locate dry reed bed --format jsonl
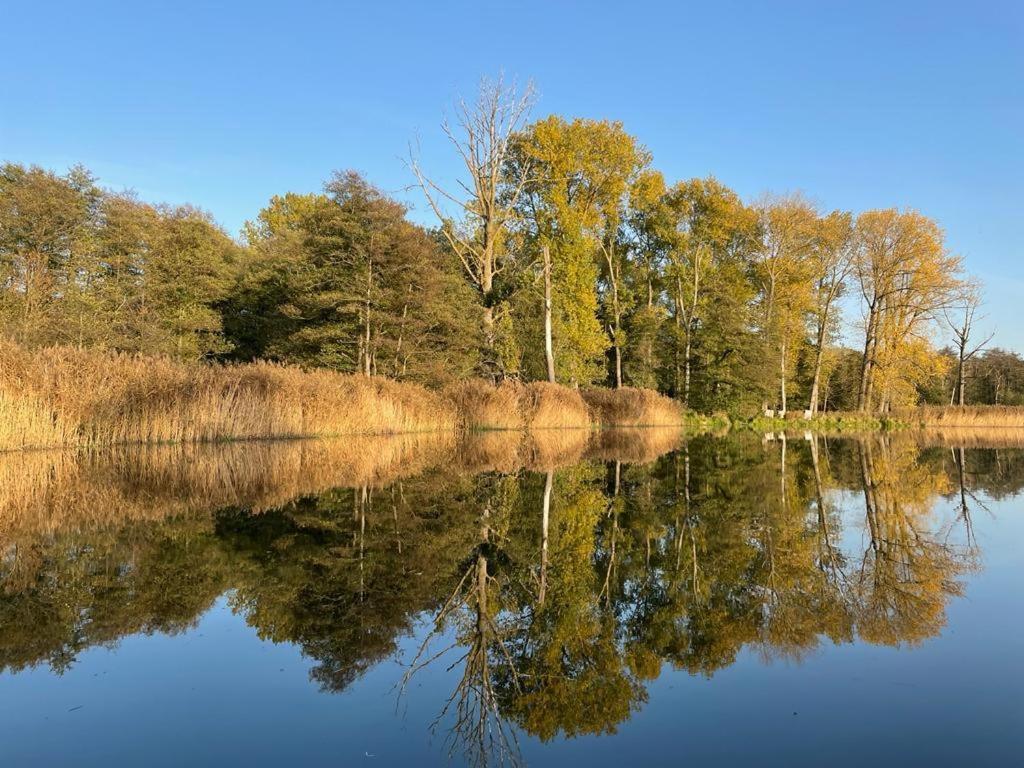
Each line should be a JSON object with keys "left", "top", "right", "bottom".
{"left": 0, "top": 343, "right": 688, "bottom": 451}
{"left": 445, "top": 380, "right": 686, "bottom": 431}
{"left": 0, "top": 342, "right": 459, "bottom": 451}
{"left": 581, "top": 386, "right": 685, "bottom": 427}
{"left": 443, "top": 379, "right": 593, "bottom": 430}
{"left": 897, "top": 405, "right": 1024, "bottom": 429}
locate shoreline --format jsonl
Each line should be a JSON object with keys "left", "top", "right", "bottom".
{"left": 4, "top": 341, "right": 1023, "bottom": 453}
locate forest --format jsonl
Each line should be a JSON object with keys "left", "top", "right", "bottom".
{"left": 2, "top": 78, "right": 1020, "bottom": 421}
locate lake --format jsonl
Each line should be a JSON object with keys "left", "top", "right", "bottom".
{"left": 1, "top": 430, "right": 1022, "bottom": 766}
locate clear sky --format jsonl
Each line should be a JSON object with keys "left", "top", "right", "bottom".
{"left": 3, "top": 0, "right": 1022, "bottom": 349}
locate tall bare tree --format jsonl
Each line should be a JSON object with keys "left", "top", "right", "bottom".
{"left": 410, "top": 76, "right": 535, "bottom": 374}
{"left": 945, "top": 282, "right": 992, "bottom": 406}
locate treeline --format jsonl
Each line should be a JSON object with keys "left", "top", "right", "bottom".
{"left": 927, "top": 347, "right": 1024, "bottom": 406}
{"left": 0, "top": 79, "right": 1005, "bottom": 414}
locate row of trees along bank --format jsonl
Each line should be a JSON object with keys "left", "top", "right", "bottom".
{"left": 1, "top": 78, "right": 1008, "bottom": 415}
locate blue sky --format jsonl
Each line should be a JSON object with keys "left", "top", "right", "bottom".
{"left": 3, "top": 0, "right": 1022, "bottom": 349}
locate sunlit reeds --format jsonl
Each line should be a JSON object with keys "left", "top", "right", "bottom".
{"left": 0, "top": 341, "right": 458, "bottom": 451}
{"left": 0, "top": 343, "right": 693, "bottom": 452}
{"left": 443, "top": 379, "right": 593, "bottom": 430}
{"left": 898, "top": 405, "right": 1024, "bottom": 429}
{"left": 581, "top": 386, "right": 685, "bottom": 427}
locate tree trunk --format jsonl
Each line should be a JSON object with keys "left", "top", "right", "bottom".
{"left": 957, "top": 348, "right": 967, "bottom": 406}
{"left": 858, "top": 304, "right": 879, "bottom": 411}
{"left": 543, "top": 246, "right": 555, "bottom": 384}
{"left": 481, "top": 242, "right": 495, "bottom": 360}
{"left": 393, "top": 299, "right": 409, "bottom": 377}
{"left": 675, "top": 274, "right": 693, "bottom": 408}
{"left": 779, "top": 337, "right": 788, "bottom": 414}
{"left": 613, "top": 328, "right": 623, "bottom": 389}
{"left": 604, "top": 246, "right": 623, "bottom": 389}
{"left": 808, "top": 319, "right": 827, "bottom": 414}
{"left": 363, "top": 260, "right": 373, "bottom": 377}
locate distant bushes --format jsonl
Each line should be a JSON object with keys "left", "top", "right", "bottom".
{"left": 736, "top": 405, "right": 1024, "bottom": 434}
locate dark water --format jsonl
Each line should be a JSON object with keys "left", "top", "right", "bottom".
{"left": 1, "top": 432, "right": 1022, "bottom": 766}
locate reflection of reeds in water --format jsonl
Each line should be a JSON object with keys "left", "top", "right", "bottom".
{"left": 908, "top": 427, "right": 1024, "bottom": 448}
{"left": 455, "top": 429, "right": 593, "bottom": 473}
{"left": 0, "top": 429, "right": 685, "bottom": 541}
{"left": 585, "top": 427, "right": 684, "bottom": 463}
{"left": 0, "top": 434, "right": 454, "bottom": 540}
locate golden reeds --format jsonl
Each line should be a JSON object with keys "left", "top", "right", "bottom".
{"left": 898, "top": 405, "right": 1024, "bottom": 429}
{"left": 581, "top": 386, "right": 685, "bottom": 427}
{"left": 0, "top": 341, "right": 458, "bottom": 451}
{"left": 445, "top": 380, "right": 687, "bottom": 431}
{"left": 443, "top": 379, "right": 593, "bottom": 430}
{"left": 0, "top": 341, "right": 689, "bottom": 452}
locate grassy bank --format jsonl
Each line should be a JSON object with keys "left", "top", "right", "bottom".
{"left": 743, "top": 411, "right": 907, "bottom": 433}
{"left": 0, "top": 342, "right": 692, "bottom": 451}
{"left": 739, "top": 405, "right": 1024, "bottom": 434}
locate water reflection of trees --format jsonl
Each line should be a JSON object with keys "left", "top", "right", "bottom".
{"left": 1, "top": 432, "right": 1018, "bottom": 763}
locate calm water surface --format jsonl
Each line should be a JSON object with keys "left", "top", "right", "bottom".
{"left": 1, "top": 431, "right": 1022, "bottom": 766}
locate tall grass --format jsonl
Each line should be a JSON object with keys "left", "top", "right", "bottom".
{"left": 444, "top": 379, "right": 593, "bottom": 430}
{"left": 899, "top": 405, "right": 1024, "bottom": 429}
{"left": 0, "top": 342, "right": 691, "bottom": 451}
{"left": 581, "top": 386, "right": 685, "bottom": 427}
{"left": 0, "top": 341, "right": 458, "bottom": 451}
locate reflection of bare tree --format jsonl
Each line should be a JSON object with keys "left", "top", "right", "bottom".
{"left": 948, "top": 445, "right": 993, "bottom": 549}
{"left": 400, "top": 506, "right": 522, "bottom": 768}
{"left": 599, "top": 461, "right": 622, "bottom": 606}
